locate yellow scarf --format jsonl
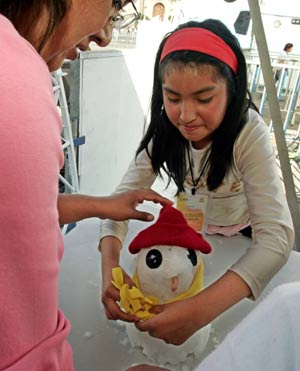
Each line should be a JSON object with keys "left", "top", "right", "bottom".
{"left": 112, "top": 259, "right": 203, "bottom": 320}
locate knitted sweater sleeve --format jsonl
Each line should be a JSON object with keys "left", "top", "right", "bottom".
{"left": 230, "top": 110, "right": 294, "bottom": 299}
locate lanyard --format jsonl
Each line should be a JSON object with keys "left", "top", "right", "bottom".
{"left": 187, "top": 145, "right": 210, "bottom": 195}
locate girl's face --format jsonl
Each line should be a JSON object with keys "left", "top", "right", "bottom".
{"left": 162, "top": 65, "right": 228, "bottom": 149}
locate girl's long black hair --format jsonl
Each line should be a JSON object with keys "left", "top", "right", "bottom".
{"left": 136, "top": 19, "right": 258, "bottom": 192}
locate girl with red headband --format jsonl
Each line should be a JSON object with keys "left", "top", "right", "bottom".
{"left": 99, "top": 19, "right": 294, "bottom": 345}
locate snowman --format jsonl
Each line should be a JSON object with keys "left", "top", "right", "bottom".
{"left": 112, "top": 205, "right": 212, "bottom": 366}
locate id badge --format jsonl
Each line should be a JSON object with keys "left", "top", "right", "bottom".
{"left": 177, "top": 192, "right": 208, "bottom": 234}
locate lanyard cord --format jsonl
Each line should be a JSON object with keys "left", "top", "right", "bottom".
{"left": 187, "top": 145, "right": 210, "bottom": 195}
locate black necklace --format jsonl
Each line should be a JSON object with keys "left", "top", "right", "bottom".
{"left": 187, "top": 147, "right": 210, "bottom": 195}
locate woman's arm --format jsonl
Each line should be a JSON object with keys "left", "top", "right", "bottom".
{"left": 99, "top": 147, "right": 159, "bottom": 244}
{"left": 58, "top": 190, "right": 171, "bottom": 225}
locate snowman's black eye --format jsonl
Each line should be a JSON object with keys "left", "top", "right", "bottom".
{"left": 187, "top": 249, "right": 197, "bottom": 266}
{"left": 146, "top": 249, "right": 162, "bottom": 269}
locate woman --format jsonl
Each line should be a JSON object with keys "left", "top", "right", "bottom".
{"left": 275, "top": 42, "right": 294, "bottom": 82}
{"left": 0, "top": 1, "right": 170, "bottom": 370}
{"left": 99, "top": 19, "right": 294, "bottom": 345}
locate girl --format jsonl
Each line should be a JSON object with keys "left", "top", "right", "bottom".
{"left": 99, "top": 19, "right": 294, "bottom": 344}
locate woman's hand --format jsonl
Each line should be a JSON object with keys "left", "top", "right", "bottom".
{"left": 101, "top": 189, "right": 172, "bottom": 221}
{"left": 58, "top": 190, "right": 172, "bottom": 225}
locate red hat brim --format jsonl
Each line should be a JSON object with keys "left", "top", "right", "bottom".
{"left": 129, "top": 205, "right": 211, "bottom": 254}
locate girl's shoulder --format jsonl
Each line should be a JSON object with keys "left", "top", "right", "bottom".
{"left": 233, "top": 108, "right": 271, "bottom": 166}
{"left": 247, "top": 107, "right": 266, "bottom": 127}
{"left": 238, "top": 108, "right": 269, "bottom": 143}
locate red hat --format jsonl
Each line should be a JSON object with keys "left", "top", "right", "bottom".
{"left": 129, "top": 205, "right": 212, "bottom": 254}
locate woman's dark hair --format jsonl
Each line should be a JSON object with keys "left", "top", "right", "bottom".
{"left": 0, "top": 0, "right": 70, "bottom": 52}
{"left": 136, "top": 19, "right": 258, "bottom": 192}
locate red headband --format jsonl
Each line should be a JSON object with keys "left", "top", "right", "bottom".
{"left": 160, "top": 28, "right": 238, "bottom": 74}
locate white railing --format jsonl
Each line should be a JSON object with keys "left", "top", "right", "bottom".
{"left": 246, "top": 58, "right": 300, "bottom": 132}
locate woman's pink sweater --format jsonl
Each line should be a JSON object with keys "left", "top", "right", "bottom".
{"left": 0, "top": 15, "right": 74, "bottom": 371}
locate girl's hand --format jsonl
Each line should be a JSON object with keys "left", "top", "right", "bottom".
{"left": 135, "top": 271, "right": 251, "bottom": 345}
{"left": 101, "top": 267, "right": 139, "bottom": 322}
{"left": 134, "top": 296, "right": 205, "bottom": 345}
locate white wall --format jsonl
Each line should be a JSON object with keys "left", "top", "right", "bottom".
{"left": 78, "top": 50, "right": 152, "bottom": 196}
{"left": 176, "top": 0, "right": 300, "bottom": 53}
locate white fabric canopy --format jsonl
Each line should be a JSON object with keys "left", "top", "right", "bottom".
{"left": 197, "top": 282, "right": 300, "bottom": 371}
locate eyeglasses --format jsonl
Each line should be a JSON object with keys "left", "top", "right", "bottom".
{"left": 112, "top": 0, "right": 122, "bottom": 11}
{"left": 110, "top": 0, "right": 141, "bottom": 30}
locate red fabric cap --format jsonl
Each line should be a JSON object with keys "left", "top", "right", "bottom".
{"left": 129, "top": 205, "right": 212, "bottom": 254}
{"left": 160, "top": 27, "right": 238, "bottom": 74}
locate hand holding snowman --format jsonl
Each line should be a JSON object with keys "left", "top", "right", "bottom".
{"left": 112, "top": 205, "right": 212, "bottom": 365}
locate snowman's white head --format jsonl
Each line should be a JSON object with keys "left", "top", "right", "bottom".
{"left": 135, "top": 244, "right": 202, "bottom": 302}
{"left": 129, "top": 205, "right": 212, "bottom": 303}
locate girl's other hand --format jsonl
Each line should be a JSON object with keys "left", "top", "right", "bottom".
{"left": 101, "top": 266, "right": 139, "bottom": 322}
{"left": 135, "top": 296, "right": 204, "bottom": 345}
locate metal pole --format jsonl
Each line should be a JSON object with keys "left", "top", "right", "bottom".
{"left": 247, "top": 0, "right": 300, "bottom": 250}
{"left": 139, "top": 0, "right": 145, "bottom": 15}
